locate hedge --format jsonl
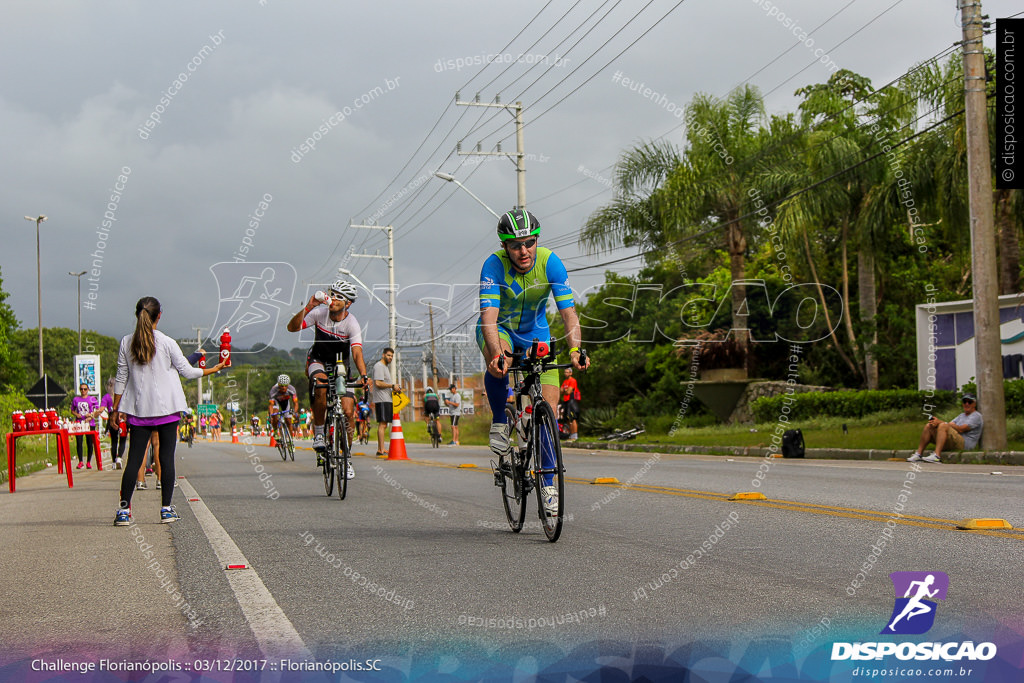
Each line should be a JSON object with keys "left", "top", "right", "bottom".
{"left": 751, "top": 380, "right": 1024, "bottom": 423}
{"left": 750, "top": 388, "right": 958, "bottom": 423}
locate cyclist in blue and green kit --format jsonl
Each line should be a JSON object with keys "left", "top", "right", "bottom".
{"left": 477, "top": 209, "right": 590, "bottom": 514}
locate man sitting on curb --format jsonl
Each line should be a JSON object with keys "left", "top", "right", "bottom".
{"left": 908, "top": 394, "right": 983, "bottom": 463}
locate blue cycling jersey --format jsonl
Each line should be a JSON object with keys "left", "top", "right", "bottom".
{"left": 478, "top": 247, "right": 574, "bottom": 348}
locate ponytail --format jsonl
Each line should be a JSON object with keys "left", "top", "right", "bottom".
{"left": 130, "top": 296, "right": 160, "bottom": 365}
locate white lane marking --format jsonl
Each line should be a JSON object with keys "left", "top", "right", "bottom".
{"left": 178, "top": 477, "right": 312, "bottom": 659}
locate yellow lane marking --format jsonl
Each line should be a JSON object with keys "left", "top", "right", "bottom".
{"left": 386, "top": 457, "right": 1024, "bottom": 541}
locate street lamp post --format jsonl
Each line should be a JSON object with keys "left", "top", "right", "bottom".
{"left": 23, "top": 215, "right": 47, "bottom": 377}
{"left": 68, "top": 270, "right": 87, "bottom": 354}
{"left": 433, "top": 172, "right": 500, "bottom": 217}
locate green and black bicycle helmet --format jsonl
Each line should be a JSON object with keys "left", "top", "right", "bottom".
{"left": 496, "top": 209, "right": 540, "bottom": 242}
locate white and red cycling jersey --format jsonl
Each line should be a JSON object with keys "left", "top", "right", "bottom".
{"left": 301, "top": 306, "right": 363, "bottom": 368}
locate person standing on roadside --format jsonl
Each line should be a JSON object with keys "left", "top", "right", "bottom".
{"left": 560, "top": 367, "right": 581, "bottom": 441}
{"left": 101, "top": 377, "right": 127, "bottom": 468}
{"left": 71, "top": 382, "right": 102, "bottom": 468}
{"left": 445, "top": 382, "right": 462, "bottom": 447}
{"left": 371, "top": 347, "right": 398, "bottom": 456}
{"left": 110, "top": 297, "right": 224, "bottom": 526}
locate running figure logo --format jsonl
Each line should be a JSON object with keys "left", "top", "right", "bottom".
{"left": 881, "top": 571, "right": 949, "bottom": 635}
{"left": 208, "top": 262, "right": 296, "bottom": 353}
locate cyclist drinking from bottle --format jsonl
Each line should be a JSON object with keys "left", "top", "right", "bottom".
{"left": 477, "top": 209, "right": 590, "bottom": 514}
{"left": 286, "top": 279, "right": 368, "bottom": 476}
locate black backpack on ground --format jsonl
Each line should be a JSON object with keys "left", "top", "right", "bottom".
{"left": 782, "top": 429, "right": 805, "bottom": 458}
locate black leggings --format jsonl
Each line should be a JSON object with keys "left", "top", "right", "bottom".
{"left": 107, "top": 425, "right": 127, "bottom": 459}
{"left": 118, "top": 421, "right": 179, "bottom": 509}
{"left": 75, "top": 434, "right": 95, "bottom": 463}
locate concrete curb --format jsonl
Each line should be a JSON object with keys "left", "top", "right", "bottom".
{"left": 565, "top": 441, "right": 1024, "bottom": 465}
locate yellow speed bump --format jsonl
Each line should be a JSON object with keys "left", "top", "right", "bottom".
{"left": 956, "top": 518, "right": 1013, "bottom": 530}
{"left": 729, "top": 492, "right": 768, "bottom": 501}
{"left": 591, "top": 477, "right": 620, "bottom": 485}
{"left": 458, "top": 463, "right": 477, "bottom": 468}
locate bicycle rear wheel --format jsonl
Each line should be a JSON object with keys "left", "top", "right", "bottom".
{"left": 336, "top": 413, "right": 350, "bottom": 500}
{"left": 499, "top": 407, "right": 527, "bottom": 532}
{"left": 323, "top": 413, "right": 335, "bottom": 496}
{"left": 532, "top": 401, "right": 565, "bottom": 542}
{"left": 430, "top": 419, "right": 441, "bottom": 448}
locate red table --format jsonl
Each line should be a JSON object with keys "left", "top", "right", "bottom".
{"left": 5, "top": 428, "right": 74, "bottom": 493}
{"left": 65, "top": 428, "right": 104, "bottom": 471}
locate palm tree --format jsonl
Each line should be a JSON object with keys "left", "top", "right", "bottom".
{"left": 583, "top": 85, "right": 776, "bottom": 370}
{"left": 902, "top": 51, "right": 1022, "bottom": 294}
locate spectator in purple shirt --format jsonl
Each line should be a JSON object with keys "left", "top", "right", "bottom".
{"left": 110, "top": 297, "right": 224, "bottom": 526}
{"left": 101, "top": 377, "right": 127, "bottom": 469}
{"left": 71, "top": 383, "right": 101, "bottom": 468}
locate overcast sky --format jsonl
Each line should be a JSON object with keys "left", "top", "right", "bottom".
{"left": 2, "top": 0, "right": 1015, "bottom": 373}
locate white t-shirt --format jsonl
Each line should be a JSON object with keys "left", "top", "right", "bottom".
{"left": 371, "top": 360, "right": 393, "bottom": 404}
{"left": 447, "top": 390, "right": 462, "bottom": 417}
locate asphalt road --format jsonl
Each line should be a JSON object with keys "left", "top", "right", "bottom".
{"left": 168, "top": 439, "right": 1023, "bottom": 660}
{"left": 3, "top": 436, "right": 1021, "bottom": 680}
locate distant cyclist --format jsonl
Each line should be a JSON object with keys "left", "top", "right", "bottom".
{"left": 477, "top": 209, "right": 590, "bottom": 514}
{"left": 423, "top": 385, "right": 441, "bottom": 440}
{"left": 268, "top": 374, "right": 299, "bottom": 437}
{"left": 355, "top": 394, "right": 371, "bottom": 443}
{"left": 286, "top": 279, "right": 368, "bottom": 478}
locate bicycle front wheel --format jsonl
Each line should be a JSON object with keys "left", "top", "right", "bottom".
{"left": 285, "top": 426, "right": 295, "bottom": 461}
{"left": 323, "top": 414, "right": 335, "bottom": 496}
{"left": 336, "top": 413, "right": 350, "bottom": 500}
{"left": 500, "top": 407, "right": 527, "bottom": 532}
{"left": 532, "top": 400, "right": 565, "bottom": 542}
{"left": 277, "top": 424, "right": 288, "bottom": 461}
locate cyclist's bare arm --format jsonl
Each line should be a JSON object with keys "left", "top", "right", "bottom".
{"left": 557, "top": 306, "right": 590, "bottom": 371}
{"left": 286, "top": 295, "right": 321, "bottom": 332}
{"left": 481, "top": 308, "right": 511, "bottom": 378}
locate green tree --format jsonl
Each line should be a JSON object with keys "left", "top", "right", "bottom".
{"left": 583, "top": 86, "right": 786, "bottom": 370}
{"left": 0, "top": 267, "right": 28, "bottom": 392}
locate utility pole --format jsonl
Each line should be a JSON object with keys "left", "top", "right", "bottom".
{"left": 348, "top": 224, "right": 399, "bottom": 381}
{"left": 960, "top": 0, "right": 1006, "bottom": 449}
{"left": 192, "top": 327, "right": 204, "bottom": 408}
{"left": 455, "top": 93, "right": 527, "bottom": 209}
{"left": 428, "top": 303, "right": 438, "bottom": 390}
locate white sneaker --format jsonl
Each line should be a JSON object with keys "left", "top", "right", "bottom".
{"left": 346, "top": 462, "right": 355, "bottom": 480}
{"left": 922, "top": 452, "right": 941, "bottom": 463}
{"left": 312, "top": 434, "right": 326, "bottom": 452}
{"left": 541, "top": 486, "right": 559, "bottom": 516}
{"left": 114, "top": 457, "right": 123, "bottom": 470}
{"left": 489, "top": 423, "right": 512, "bottom": 457}
{"left": 907, "top": 452, "right": 922, "bottom": 462}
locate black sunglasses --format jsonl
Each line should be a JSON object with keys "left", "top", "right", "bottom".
{"left": 505, "top": 238, "right": 537, "bottom": 251}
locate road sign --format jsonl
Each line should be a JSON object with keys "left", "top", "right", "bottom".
{"left": 26, "top": 375, "right": 67, "bottom": 409}
{"left": 197, "top": 403, "right": 219, "bottom": 416}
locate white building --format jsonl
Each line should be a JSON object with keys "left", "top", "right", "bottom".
{"left": 916, "top": 291, "right": 1024, "bottom": 391}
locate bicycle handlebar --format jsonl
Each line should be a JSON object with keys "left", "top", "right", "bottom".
{"left": 499, "top": 341, "right": 588, "bottom": 374}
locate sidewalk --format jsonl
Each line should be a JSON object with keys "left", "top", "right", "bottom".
{"left": 566, "top": 441, "right": 1024, "bottom": 465}
{"left": 0, "top": 463, "right": 192, "bottom": 664}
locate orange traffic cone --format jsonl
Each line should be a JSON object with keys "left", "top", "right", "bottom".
{"left": 231, "top": 430, "right": 239, "bottom": 444}
{"left": 269, "top": 432, "right": 276, "bottom": 448}
{"left": 387, "top": 411, "right": 409, "bottom": 460}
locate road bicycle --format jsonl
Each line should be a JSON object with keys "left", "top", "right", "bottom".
{"left": 492, "top": 341, "right": 586, "bottom": 543}
{"left": 314, "top": 358, "right": 354, "bottom": 500}
{"left": 426, "top": 413, "right": 442, "bottom": 448}
{"left": 271, "top": 409, "right": 296, "bottom": 461}
{"left": 602, "top": 424, "right": 645, "bottom": 441}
